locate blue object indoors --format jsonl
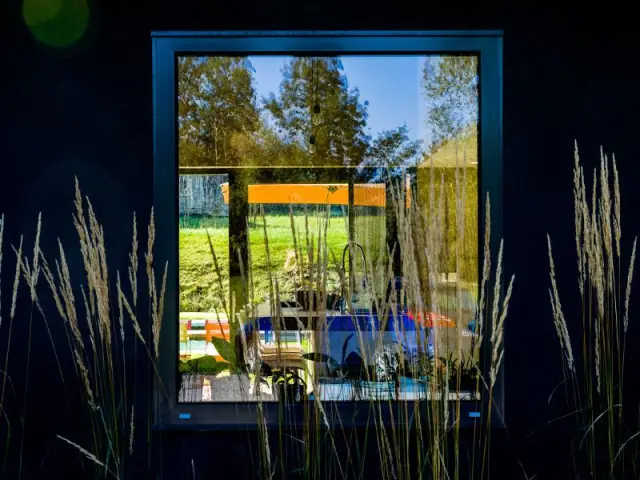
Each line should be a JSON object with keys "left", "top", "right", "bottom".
{"left": 252, "top": 310, "right": 434, "bottom": 368}
{"left": 255, "top": 311, "right": 421, "bottom": 332}
{"left": 467, "top": 319, "right": 477, "bottom": 333}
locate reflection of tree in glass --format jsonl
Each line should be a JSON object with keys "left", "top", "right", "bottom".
{"left": 422, "top": 56, "right": 478, "bottom": 147}
{"left": 263, "top": 57, "right": 370, "bottom": 167}
{"left": 178, "top": 57, "right": 260, "bottom": 166}
{"left": 359, "top": 124, "right": 422, "bottom": 182}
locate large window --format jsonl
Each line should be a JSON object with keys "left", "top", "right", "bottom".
{"left": 154, "top": 32, "right": 502, "bottom": 427}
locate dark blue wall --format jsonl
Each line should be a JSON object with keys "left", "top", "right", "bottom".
{"left": 3, "top": 1, "right": 640, "bottom": 478}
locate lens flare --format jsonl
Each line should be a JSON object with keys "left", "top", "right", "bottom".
{"left": 23, "top": 0, "right": 90, "bottom": 48}
{"left": 22, "top": 0, "right": 62, "bottom": 25}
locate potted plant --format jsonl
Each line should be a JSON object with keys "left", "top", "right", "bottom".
{"left": 437, "top": 352, "right": 478, "bottom": 392}
{"left": 272, "top": 368, "right": 308, "bottom": 402}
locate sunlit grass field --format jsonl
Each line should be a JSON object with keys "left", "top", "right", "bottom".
{"left": 179, "top": 214, "right": 386, "bottom": 312}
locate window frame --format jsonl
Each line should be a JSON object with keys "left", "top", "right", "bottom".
{"left": 153, "top": 30, "right": 503, "bottom": 430}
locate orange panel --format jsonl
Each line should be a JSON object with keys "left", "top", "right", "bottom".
{"left": 205, "top": 322, "right": 231, "bottom": 344}
{"left": 353, "top": 184, "right": 386, "bottom": 208}
{"left": 219, "top": 182, "right": 387, "bottom": 207}
{"left": 221, "top": 182, "right": 229, "bottom": 204}
{"left": 249, "top": 184, "right": 349, "bottom": 205}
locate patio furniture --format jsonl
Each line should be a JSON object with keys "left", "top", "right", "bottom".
{"left": 238, "top": 303, "right": 433, "bottom": 400}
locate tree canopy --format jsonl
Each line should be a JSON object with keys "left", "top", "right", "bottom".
{"left": 422, "top": 56, "right": 478, "bottom": 148}
{"left": 359, "top": 124, "right": 422, "bottom": 181}
{"left": 177, "top": 55, "right": 480, "bottom": 172}
{"left": 178, "top": 57, "right": 260, "bottom": 166}
{"left": 263, "top": 57, "right": 370, "bottom": 167}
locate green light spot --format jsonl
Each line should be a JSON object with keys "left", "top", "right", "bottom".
{"left": 23, "top": 0, "right": 62, "bottom": 26}
{"left": 23, "top": 0, "right": 90, "bottom": 48}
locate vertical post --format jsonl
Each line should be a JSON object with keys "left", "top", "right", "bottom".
{"left": 228, "top": 170, "right": 249, "bottom": 312}
{"left": 386, "top": 171, "right": 402, "bottom": 304}
{"left": 348, "top": 169, "right": 356, "bottom": 303}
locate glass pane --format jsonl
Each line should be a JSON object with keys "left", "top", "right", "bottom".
{"left": 178, "top": 173, "right": 231, "bottom": 402}
{"left": 248, "top": 185, "right": 349, "bottom": 306}
{"left": 352, "top": 171, "right": 388, "bottom": 308}
{"left": 247, "top": 189, "right": 349, "bottom": 401}
{"left": 177, "top": 54, "right": 479, "bottom": 403}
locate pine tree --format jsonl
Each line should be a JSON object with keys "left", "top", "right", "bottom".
{"left": 263, "top": 57, "right": 370, "bottom": 167}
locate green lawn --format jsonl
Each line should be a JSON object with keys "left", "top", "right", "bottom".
{"left": 180, "top": 214, "right": 388, "bottom": 312}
